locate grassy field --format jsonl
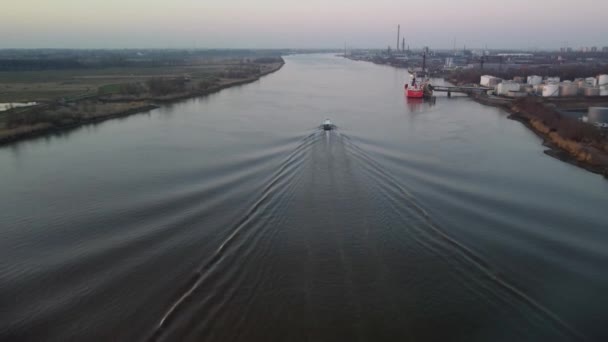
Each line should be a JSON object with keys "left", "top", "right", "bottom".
{"left": 0, "top": 61, "right": 253, "bottom": 102}
{"left": 0, "top": 57, "right": 284, "bottom": 145}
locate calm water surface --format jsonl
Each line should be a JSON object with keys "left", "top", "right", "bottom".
{"left": 1, "top": 54, "right": 607, "bottom": 341}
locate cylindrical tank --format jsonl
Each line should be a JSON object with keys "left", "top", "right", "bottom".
{"left": 560, "top": 83, "right": 579, "bottom": 97}
{"left": 480, "top": 75, "right": 490, "bottom": 86}
{"left": 546, "top": 77, "right": 560, "bottom": 83}
{"left": 586, "top": 77, "right": 598, "bottom": 87}
{"left": 497, "top": 82, "right": 521, "bottom": 96}
{"left": 588, "top": 107, "right": 608, "bottom": 123}
{"left": 576, "top": 79, "right": 586, "bottom": 88}
{"left": 527, "top": 75, "right": 543, "bottom": 85}
{"left": 601, "top": 86, "right": 608, "bottom": 96}
{"left": 481, "top": 75, "right": 501, "bottom": 87}
{"left": 577, "top": 82, "right": 586, "bottom": 95}
{"left": 584, "top": 87, "right": 600, "bottom": 97}
{"left": 599, "top": 75, "right": 608, "bottom": 87}
{"left": 543, "top": 83, "right": 560, "bottom": 97}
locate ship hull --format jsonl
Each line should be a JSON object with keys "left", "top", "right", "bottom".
{"left": 406, "top": 89, "right": 424, "bottom": 98}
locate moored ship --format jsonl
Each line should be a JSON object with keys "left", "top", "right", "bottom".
{"left": 405, "top": 74, "right": 424, "bottom": 98}
{"left": 405, "top": 72, "right": 433, "bottom": 99}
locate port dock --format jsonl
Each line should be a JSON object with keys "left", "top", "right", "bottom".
{"left": 431, "top": 85, "right": 493, "bottom": 97}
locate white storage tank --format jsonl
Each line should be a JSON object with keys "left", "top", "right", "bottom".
{"left": 543, "top": 83, "right": 560, "bottom": 97}
{"left": 527, "top": 75, "right": 543, "bottom": 85}
{"left": 599, "top": 75, "right": 608, "bottom": 87}
{"left": 546, "top": 77, "right": 560, "bottom": 83}
{"left": 560, "top": 83, "right": 579, "bottom": 97}
{"left": 480, "top": 75, "right": 491, "bottom": 87}
{"left": 481, "top": 75, "right": 501, "bottom": 87}
{"left": 583, "top": 87, "right": 600, "bottom": 97}
{"left": 601, "top": 86, "right": 608, "bottom": 96}
{"left": 497, "top": 82, "right": 521, "bottom": 96}
{"left": 586, "top": 78, "right": 597, "bottom": 87}
{"left": 588, "top": 107, "right": 608, "bottom": 123}
{"left": 586, "top": 77, "right": 598, "bottom": 87}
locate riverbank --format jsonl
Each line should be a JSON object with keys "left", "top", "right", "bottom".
{"left": 506, "top": 98, "right": 608, "bottom": 178}
{"left": 96, "top": 62, "right": 283, "bottom": 103}
{"left": 0, "top": 103, "right": 159, "bottom": 145}
{"left": 445, "top": 68, "right": 608, "bottom": 178}
{"left": 0, "top": 60, "right": 284, "bottom": 146}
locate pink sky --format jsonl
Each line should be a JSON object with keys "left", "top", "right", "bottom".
{"left": 2, "top": 0, "right": 607, "bottom": 49}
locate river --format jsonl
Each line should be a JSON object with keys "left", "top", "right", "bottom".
{"left": 1, "top": 54, "right": 607, "bottom": 342}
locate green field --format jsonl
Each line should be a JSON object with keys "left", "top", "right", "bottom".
{"left": 0, "top": 62, "right": 243, "bottom": 102}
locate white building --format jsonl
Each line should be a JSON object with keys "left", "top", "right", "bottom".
{"left": 480, "top": 75, "right": 502, "bottom": 87}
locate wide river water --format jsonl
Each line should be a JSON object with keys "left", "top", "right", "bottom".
{"left": 1, "top": 54, "right": 607, "bottom": 341}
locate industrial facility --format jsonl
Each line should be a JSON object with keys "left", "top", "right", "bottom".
{"left": 587, "top": 107, "right": 608, "bottom": 128}
{"left": 480, "top": 74, "right": 608, "bottom": 99}
{"left": 343, "top": 26, "right": 608, "bottom": 79}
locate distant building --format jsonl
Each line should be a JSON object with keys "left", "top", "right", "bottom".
{"left": 496, "top": 53, "right": 533, "bottom": 57}
{"left": 479, "top": 63, "right": 504, "bottom": 70}
{"left": 480, "top": 75, "right": 502, "bottom": 87}
{"left": 445, "top": 57, "right": 454, "bottom": 68}
{"left": 603, "top": 47, "right": 608, "bottom": 53}
{"left": 591, "top": 46, "right": 598, "bottom": 52}
{"left": 444, "top": 57, "right": 468, "bottom": 69}
{"left": 394, "top": 55, "right": 408, "bottom": 62}
{"left": 588, "top": 108, "right": 608, "bottom": 125}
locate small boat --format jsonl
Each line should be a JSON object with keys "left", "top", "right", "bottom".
{"left": 322, "top": 119, "right": 334, "bottom": 131}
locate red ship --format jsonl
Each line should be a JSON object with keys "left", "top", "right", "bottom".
{"left": 405, "top": 75, "right": 424, "bottom": 98}
{"left": 405, "top": 50, "right": 433, "bottom": 99}
{"left": 404, "top": 72, "right": 433, "bottom": 99}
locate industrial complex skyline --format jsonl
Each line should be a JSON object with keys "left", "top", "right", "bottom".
{"left": 2, "top": 0, "right": 607, "bottom": 49}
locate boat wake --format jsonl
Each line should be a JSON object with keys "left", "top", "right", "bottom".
{"left": 150, "top": 131, "right": 320, "bottom": 341}
{"left": 340, "top": 134, "right": 586, "bottom": 342}
{"left": 150, "top": 130, "right": 585, "bottom": 342}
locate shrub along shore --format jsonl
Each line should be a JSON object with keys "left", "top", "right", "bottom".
{"left": 506, "top": 97, "right": 608, "bottom": 178}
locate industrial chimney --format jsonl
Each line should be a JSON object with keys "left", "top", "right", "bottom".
{"left": 397, "top": 25, "right": 400, "bottom": 53}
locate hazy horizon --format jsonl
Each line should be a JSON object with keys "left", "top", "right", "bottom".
{"left": 3, "top": 0, "right": 607, "bottom": 50}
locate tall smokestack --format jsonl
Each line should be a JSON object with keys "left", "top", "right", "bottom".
{"left": 397, "top": 25, "right": 400, "bottom": 52}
